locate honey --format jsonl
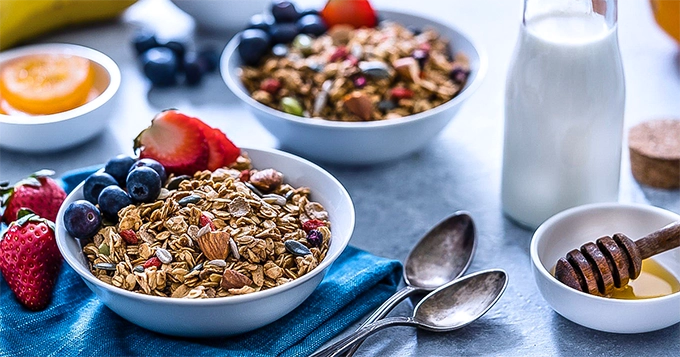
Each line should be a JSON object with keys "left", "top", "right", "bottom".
{"left": 608, "top": 259, "right": 680, "bottom": 300}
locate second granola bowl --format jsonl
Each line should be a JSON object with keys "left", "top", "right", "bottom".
{"left": 221, "top": 10, "right": 485, "bottom": 165}
{"left": 55, "top": 147, "right": 355, "bottom": 337}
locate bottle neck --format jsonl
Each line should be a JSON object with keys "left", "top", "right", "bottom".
{"left": 523, "top": 0, "right": 617, "bottom": 28}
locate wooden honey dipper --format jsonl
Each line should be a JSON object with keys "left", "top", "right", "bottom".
{"left": 555, "top": 221, "right": 680, "bottom": 296}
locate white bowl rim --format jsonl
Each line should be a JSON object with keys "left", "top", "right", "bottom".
{"left": 530, "top": 202, "right": 680, "bottom": 303}
{"left": 0, "top": 43, "right": 121, "bottom": 125}
{"left": 56, "top": 146, "right": 355, "bottom": 306}
{"left": 221, "top": 9, "right": 487, "bottom": 130}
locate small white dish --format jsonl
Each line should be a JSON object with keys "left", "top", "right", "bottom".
{"left": 56, "top": 147, "right": 355, "bottom": 337}
{"left": 531, "top": 202, "right": 680, "bottom": 333}
{"left": 170, "top": 0, "right": 268, "bottom": 32}
{"left": 0, "top": 43, "right": 120, "bottom": 153}
{"left": 221, "top": 10, "right": 486, "bottom": 165}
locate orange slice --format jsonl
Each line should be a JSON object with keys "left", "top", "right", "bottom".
{"left": 0, "top": 54, "right": 94, "bottom": 115}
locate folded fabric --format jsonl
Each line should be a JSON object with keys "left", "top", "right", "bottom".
{"left": 0, "top": 167, "right": 403, "bottom": 357}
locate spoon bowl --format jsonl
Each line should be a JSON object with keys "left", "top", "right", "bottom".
{"left": 311, "top": 269, "right": 508, "bottom": 357}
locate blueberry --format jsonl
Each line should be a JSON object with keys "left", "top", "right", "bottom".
{"left": 104, "top": 155, "right": 136, "bottom": 186}
{"left": 296, "top": 14, "right": 327, "bottom": 37}
{"left": 83, "top": 172, "right": 118, "bottom": 204}
{"left": 306, "top": 229, "right": 323, "bottom": 247}
{"left": 247, "top": 13, "right": 275, "bottom": 32}
{"left": 299, "top": 9, "right": 320, "bottom": 17}
{"left": 126, "top": 167, "right": 162, "bottom": 203}
{"left": 132, "top": 29, "right": 158, "bottom": 55}
{"left": 141, "top": 47, "right": 178, "bottom": 86}
{"left": 63, "top": 200, "right": 101, "bottom": 239}
{"left": 98, "top": 186, "right": 132, "bottom": 221}
{"left": 197, "top": 47, "right": 220, "bottom": 73}
{"left": 161, "top": 41, "right": 186, "bottom": 71}
{"left": 238, "top": 29, "right": 270, "bottom": 66}
{"left": 271, "top": 0, "right": 299, "bottom": 23}
{"left": 183, "top": 52, "right": 204, "bottom": 86}
{"left": 270, "top": 23, "right": 299, "bottom": 44}
{"left": 129, "top": 158, "right": 167, "bottom": 184}
{"left": 272, "top": 44, "right": 288, "bottom": 57}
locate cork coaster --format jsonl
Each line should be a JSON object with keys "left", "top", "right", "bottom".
{"left": 628, "top": 119, "right": 680, "bottom": 189}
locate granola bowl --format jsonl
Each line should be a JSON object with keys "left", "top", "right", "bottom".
{"left": 221, "top": 10, "right": 485, "bottom": 165}
{"left": 55, "top": 147, "right": 355, "bottom": 337}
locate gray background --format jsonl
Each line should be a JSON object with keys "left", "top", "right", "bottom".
{"left": 1, "top": 0, "right": 678, "bottom": 355}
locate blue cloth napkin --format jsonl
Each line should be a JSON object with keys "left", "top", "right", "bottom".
{"left": 0, "top": 167, "right": 402, "bottom": 357}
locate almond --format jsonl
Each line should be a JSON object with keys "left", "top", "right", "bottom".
{"left": 343, "top": 91, "right": 373, "bottom": 121}
{"left": 221, "top": 269, "right": 253, "bottom": 289}
{"left": 196, "top": 231, "right": 230, "bottom": 261}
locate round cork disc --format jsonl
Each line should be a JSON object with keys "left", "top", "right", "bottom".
{"left": 628, "top": 119, "right": 680, "bottom": 189}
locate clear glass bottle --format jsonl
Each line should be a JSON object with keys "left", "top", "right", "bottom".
{"left": 501, "top": 0, "right": 625, "bottom": 229}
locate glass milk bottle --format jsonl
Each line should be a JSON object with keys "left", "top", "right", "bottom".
{"left": 501, "top": 0, "right": 625, "bottom": 228}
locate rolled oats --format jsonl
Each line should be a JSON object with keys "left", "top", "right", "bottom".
{"left": 82, "top": 153, "right": 332, "bottom": 299}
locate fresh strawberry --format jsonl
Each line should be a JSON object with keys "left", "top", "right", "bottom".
{"left": 321, "top": 0, "right": 377, "bottom": 28}
{"left": 192, "top": 119, "right": 241, "bottom": 171}
{"left": 1, "top": 170, "right": 66, "bottom": 225}
{"left": 0, "top": 209, "right": 62, "bottom": 311}
{"left": 134, "top": 110, "right": 210, "bottom": 176}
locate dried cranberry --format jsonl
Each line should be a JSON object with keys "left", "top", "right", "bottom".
{"left": 260, "top": 78, "right": 282, "bottom": 94}
{"left": 302, "top": 219, "right": 326, "bottom": 232}
{"left": 390, "top": 87, "right": 414, "bottom": 100}
{"left": 239, "top": 169, "right": 251, "bottom": 182}
{"left": 144, "top": 257, "right": 162, "bottom": 269}
{"left": 329, "top": 46, "right": 348, "bottom": 62}
{"left": 120, "top": 229, "right": 138, "bottom": 244}
{"left": 306, "top": 229, "right": 323, "bottom": 247}
{"left": 199, "top": 214, "right": 215, "bottom": 230}
{"left": 450, "top": 66, "right": 470, "bottom": 84}
{"left": 353, "top": 76, "right": 367, "bottom": 88}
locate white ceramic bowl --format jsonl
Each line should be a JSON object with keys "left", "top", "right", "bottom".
{"left": 531, "top": 203, "right": 680, "bottom": 333}
{"left": 0, "top": 43, "right": 120, "bottom": 153}
{"left": 221, "top": 10, "right": 486, "bottom": 165}
{"left": 170, "top": 0, "right": 268, "bottom": 32}
{"left": 55, "top": 147, "right": 355, "bottom": 337}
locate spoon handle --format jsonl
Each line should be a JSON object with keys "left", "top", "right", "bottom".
{"left": 309, "top": 317, "right": 417, "bottom": 357}
{"left": 342, "top": 285, "right": 423, "bottom": 357}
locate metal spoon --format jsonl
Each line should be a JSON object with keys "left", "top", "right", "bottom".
{"left": 310, "top": 269, "right": 508, "bottom": 357}
{"left": 344, "top": 212, "right": 476, "bottom": 356}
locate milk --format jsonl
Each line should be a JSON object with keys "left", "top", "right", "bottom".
{"left": 502, "top": 11, "right": 625, "bottom": 228}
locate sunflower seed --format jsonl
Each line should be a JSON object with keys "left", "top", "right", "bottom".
{"left": 359, "top": 61, "right": 392, "bottom": 79}
{"left": 133, "top": 265, "right": 144, "bottom": 273}
{"left": 155, "top": 247, "right": 173, "bottom": 264}
{"left": 262, "top": 194, "right": 287, "bottom": 206}
{"left": 229, "top": 237, "right": 240, "bottom": 260}
{"left": 94, "top": 263, "right": 116, "bottom": 271}
{"left": 207, "top": 259, "right": 226, "bottom": 267}
{"left": 178, "top": 195, "right": 201, "bottom": 207}
{"left": 197, "top": 224, "right": 212, "bottom": 239}
{"left": 167, "top": 175, "right": 192, "bottom": 190}
{"left": 284, "top": 190, "right": 295, "bottom": 201}
{"left": 157, "top": 188, "right": 171, "bottom": 200}
{"left": 284, "top": 240, "right": 311, "bottom": 256}
{"left": 191, "top": 263, "right": 204, "bottom": 272}
{"left": 245, "top": 182, "right": 264, "bottom": 197}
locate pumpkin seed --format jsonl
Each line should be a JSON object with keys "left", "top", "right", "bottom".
{"left": 155, "top": 247, "right": 173, "bottom": 264}
{"left": 284, "top": 240, "right": 311, "bottom": 256}
{"left": 98, "top": 243, "right": 110, "bottom": 256}
{"left": 292, "top": 34, "right": 313, "bottom": 56}
{"left": 167, "top": 175, "right": 192, "bottom": 190}
{"left": 94, "top": 262, "right": 116, "bottom": 271}
{"left": 281, "top": 97, "right": 304, "bottom": 116}
{"left": 178, "top": 195, "right": 201, "bottom": 207}
{"left": 207, "top": 259, "right": 226, "bottom": 267}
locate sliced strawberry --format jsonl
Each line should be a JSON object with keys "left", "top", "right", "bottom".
{"left": 134, "top": 110, "right": 209, "bottom": 176}
{"left": 192, "top": 120, "right": 241, "bottom": 171}
{"left": 321, "top": 0, "right": 377, "bottom": 29}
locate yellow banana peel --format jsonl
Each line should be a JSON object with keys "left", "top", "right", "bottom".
{"left": 0, "top": 0, "right": 137, "bottom": 50}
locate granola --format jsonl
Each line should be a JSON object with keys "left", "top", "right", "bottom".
{"left": 82, "top": 153, "right": 332, "bottom": 299}
{"left": 239, "top": 21, "right": 471, "bottom": 122}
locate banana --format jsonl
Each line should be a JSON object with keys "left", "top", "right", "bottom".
{"left": 0, "top": 0, "right": 137, "bottom": 50}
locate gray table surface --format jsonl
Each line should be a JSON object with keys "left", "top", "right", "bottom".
{"left": 1, "top": 0, "right": 679, "bottom": 355}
